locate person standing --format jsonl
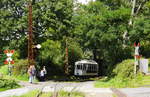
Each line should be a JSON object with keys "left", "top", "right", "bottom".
{"left": 40, "top": 69, "right": 45, "bottom": 81}
{"left": 32, "top": 65, "right": 36, "bottom": 81}
{"left": 28, "top": 65, "right": 33, "bottom": 83}
{"left": 43, "top": 66, "right": 47, "bottom": 75}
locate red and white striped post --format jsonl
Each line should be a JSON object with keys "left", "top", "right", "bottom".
{"left": 4, "top": 50, "right": 15, "bottom": 76}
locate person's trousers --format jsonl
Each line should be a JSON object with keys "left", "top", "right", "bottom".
{"left": 29, "top": 76, "right": 33, "bottom": 83}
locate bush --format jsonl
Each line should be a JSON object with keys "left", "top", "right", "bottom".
{"left": 13, "top": 59, "right": 28, "bottom": 75}
{"left": 0, "top": 79, "right": 20, "bottom": 89}
{"left": 95, "top": 59, "right": 145, "bottom": 88}
{"left": 112, "top": 59, "right": 135, "bottom": 79}
{"left": 0, "top": 65, "right": 8, "bottom": 75}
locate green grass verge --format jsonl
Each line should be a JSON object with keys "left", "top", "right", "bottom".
{"left": 95, "top": 59, "right": 150, "bottom": 88}
{"left": 0, "top": 78, "right": 21, "bottom": 92}
{"left": 95, "top": 75, "right": 150, "bottom": 88}
{"left": 0, "top": 87, "right": 20, "bottom": 92}
{"left": 12, "top": 90, "right": 84, "bottom": 97}
{"left": 112, "top": 94, "right": 117, "bottom": 97}
{"left": 0, "top": 65, "right": 39, "bottom": 82}
{"left": 0, "top": 88, "right": 10, "bottom": 92}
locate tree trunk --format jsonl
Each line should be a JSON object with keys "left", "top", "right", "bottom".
{"left": 129, "top": 0, "right": 136, "bottom": 25}
{"left": 123, "top": 0, "right": 136, "bottom": 46}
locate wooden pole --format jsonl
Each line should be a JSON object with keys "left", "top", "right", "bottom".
{"left": 28, "top": 0, "right": 34, "bottom": 66}
{"left": 65, "top": 39, "right": 69, "bottom": 75}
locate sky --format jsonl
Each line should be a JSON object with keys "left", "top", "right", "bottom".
{"left": 77, "top": 0, "right": 96, "bottom": 4}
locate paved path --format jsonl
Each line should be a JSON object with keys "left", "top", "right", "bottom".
{"left": 0, "top": 81, "right": 150, "bottom": 97}
{"left": 119, "top": 87, "right": 150, "bottom": 97}
{"left": 0, "top": 81, "right": 113, "bottom": 97}
{"left": 42, "top": 81, "right": 113, "bottom": 97}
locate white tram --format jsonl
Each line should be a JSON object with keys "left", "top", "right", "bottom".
{"left": 74, "top": 60, "right": 99, "bottom": 76}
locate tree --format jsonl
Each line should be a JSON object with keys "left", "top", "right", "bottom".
{"left": 72, "top": 1, "right": 131, "bottom": 75}
{"left": 0, "top": 0, "right": 74, "bottom": 57}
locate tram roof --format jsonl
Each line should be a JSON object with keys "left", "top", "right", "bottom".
{"left": 75, "top": 60, "right": 98, "bottom": 65}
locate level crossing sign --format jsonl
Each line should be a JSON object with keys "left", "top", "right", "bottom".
{"left": 4, "top": 50, "right": 15, "bottom": 76}
{"left": 4, "top": 50, "right": 15, "bottom": 64}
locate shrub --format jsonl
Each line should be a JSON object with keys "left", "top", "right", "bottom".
{"left": 13, "top": 59, "right": 28, "bottom": 75}
{"left": 0, "top": 79, "right": 20, "bottom": 89}
{"left": 0, "top": 65, "right": 8, "bottom": 75}
{"left": 112, "top": 59, "right": 135, "bottom": 79}
{"left": 95, "top": 59, "right": 145, "bottom": 88}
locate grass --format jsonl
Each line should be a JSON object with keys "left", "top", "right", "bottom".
{"left": 95, "top": 59, "right": 150, "bottom": 88}
{"left": 0, "top": 88, "right": 10, "bottom": 92}
{"left": 0, "top": 78, "right": 21, "bottom": 92}
{"left": 12, "top": 90, "right": 84, "bottom": 97}
{"left": 140, "top": 76, "right": 150, "bottom": 86}
{"left": 0, "top": 65, "right": 27, "bottom": 80}
{"left": 0, "top": 65, "right": 39, "bottom": 82}
{"left": 0, "top": 65, "right": 29, "bottom": 92}
{"left": 0, "top": 86, "right": 20, "bottom": 92}
{"left": 112, "top": 94, "right": 117, "bottom": 97}
{"left": 95, "top": 75, "right": 150, "bottom": 88}
{"left": 3, "top": 74, "right": 29, "bottom": 81}
{"left": 0, "top": 65, "right": 8, "bottom": 75}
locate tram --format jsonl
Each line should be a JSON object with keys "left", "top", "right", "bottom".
{"left": 74, "top": 60, "right": 99, "bottom": 76}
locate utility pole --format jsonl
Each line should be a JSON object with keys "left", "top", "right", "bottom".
{"left": 28, "top": 0, "right": 34, "bottom": 66}
{"left": 65, "top": 39, "right": 69, "bottom": 75}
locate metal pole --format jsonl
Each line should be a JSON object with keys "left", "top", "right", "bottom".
{"left": 134, "top": 56, "right": 137, "bottom": 76}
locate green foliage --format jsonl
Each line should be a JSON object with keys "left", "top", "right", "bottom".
{"left": 0, "top": 79, "right": 20, "bottom": 91}
{"left": 73, "top": 1, "right": 131, "bottom": 75}
{"left": 0, "top": 64, "right": 29, "bottom": 81}
{"left": 95, "top": 72, "right": 149, "bottom": 88}
{"left": 0, "top": 0, "right": 74, "bottom": 61}
{"left": 0, "top": 53, "right": 7, "bottom": 66}
{"left": 38, "top": 38, "right": 83, "bottom": 75}
{"left": 13, "top": 59, "right": 28, "bottom": 75}
{"left": 112, "top": 59, "right": 135, "bottom": 79}
{"left": 67, "top": 38, "right": 83, "bottom": 74}
{"left": 1, "top": 0, "right": 150, "bottom": 76}
{"left": 129, "top": 18, "right": 150, "bottom": 42}
{"left": 95, "top": 59, "right": 150, "bottom": 88}
{"left": 38, "top": 39, "right": 64, "bottom": 75}
{"left": 40, "top": 39, "right": 63, "bottom": 65}
{"left": 0, "top": 65, "right": 8, "bottom": 75}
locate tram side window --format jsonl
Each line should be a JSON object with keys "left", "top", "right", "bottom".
{"left": 87, "top": 64, "right": 97, "bottom": 73}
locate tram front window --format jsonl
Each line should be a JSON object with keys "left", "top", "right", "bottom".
{"left": 77, "top": 64, "right": 82, "bottom": 70}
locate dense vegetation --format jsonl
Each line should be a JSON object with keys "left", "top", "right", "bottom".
{"left": 95, "top": 59, "right": 150, "bottom": 88}
{"left": 0, "top": 0, "right": 150, "bottom": 76}
{"left": 0, "top": 79, "right": 20, "bottom": 91}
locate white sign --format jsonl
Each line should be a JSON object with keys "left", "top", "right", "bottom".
{"left": 139, "top": 59, "right": 148, "bottom": 73}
